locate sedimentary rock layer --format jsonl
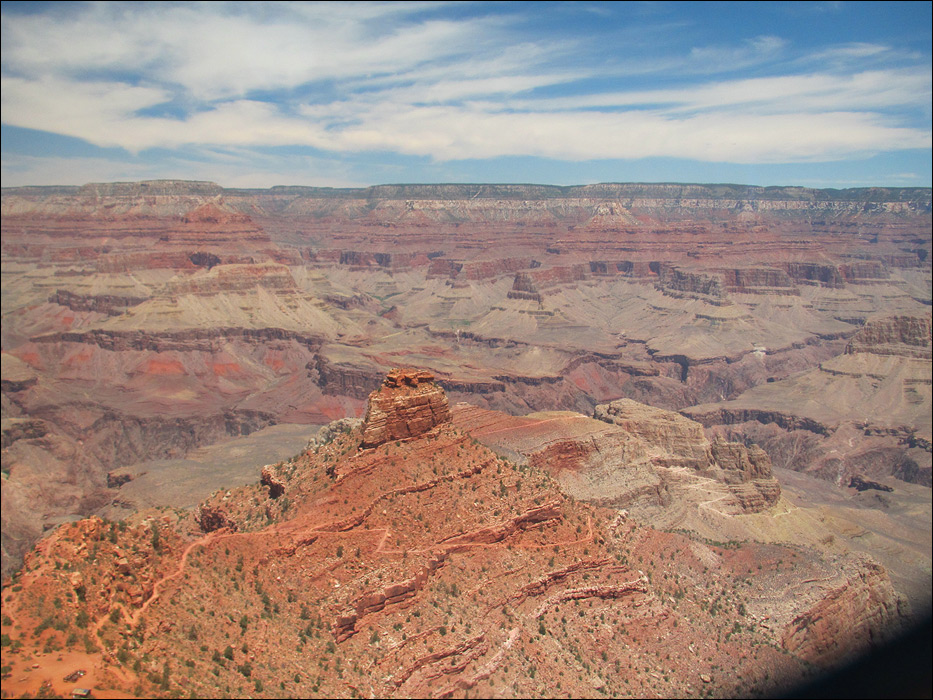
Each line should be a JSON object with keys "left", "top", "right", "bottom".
{"left": 360, "top": 369, "right": 452, "bottom": 448}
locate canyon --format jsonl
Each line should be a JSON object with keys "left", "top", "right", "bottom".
{"left": 0, "top": 370, "right": 920, "bottom": 698}
{"left": 1, "top": 180, "right": 930, "bottom": 696}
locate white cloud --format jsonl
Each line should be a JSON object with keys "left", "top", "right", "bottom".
{"left": 1, "top": 1, "right": 930, "bottom": 178}
{"left": 687, "top": 35, "right": 788, "bottom": 73}
{"left": 2, "top": 2, "right": 496, "bottom": 100}
{"left": 309, "top": 104, "right": 929, "bottom": 163}
{"left": 506, "top": 69, "right": 932, "bottom": 114}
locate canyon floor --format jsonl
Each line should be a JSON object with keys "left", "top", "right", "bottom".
{"left": 1, "top": 181, "right": 930, "bottom": 697}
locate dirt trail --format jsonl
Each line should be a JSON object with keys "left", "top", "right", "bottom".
{"left": 127, "top": 529, "right": 222, "bottom": 626}
{"left": 468, "top": 413, "right": 589, "bottom": 438}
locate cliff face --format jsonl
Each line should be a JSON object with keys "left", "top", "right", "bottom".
{"left": 781, "top": 560, "right": 907, "bottom": 666}
{"left": 656, "top": 266, "right": 728, "bottom": 304}
{"left": 594, "top": 399, "right": 781, "bottom": 512}
{"left": 594, "top": 399, "right": 710, "bottom": 467}
{"left": 845, "top": 314, "right": 932, "bottom": 359}
{"left": 359, "top": 369, "right": 452, "bottom": 448}
{"left": 454, "top": 397, "right": 780, "bottom": 515}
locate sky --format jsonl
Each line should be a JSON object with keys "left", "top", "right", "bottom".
{"left": 1, "top": 1, "right": 931, "bottom": 189}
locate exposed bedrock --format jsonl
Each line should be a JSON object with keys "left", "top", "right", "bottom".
{"left": 684, "top": 316, "right": 931, "bottom": 487}
{"left": 32, "top": 326, "right": 325, "bottom": 354}
{"left": 194, "top": 504, "right": 239, "bottom": 533}
{"left": 528, "top": 264, "right": 588, "bottom": 288}
{"left": 48, "top": 290, "right": 148, "bottom": 316}
{"left": 166, "top": 263, "right": 299, "bottom": 294}
{"left": 334, "top": 250, "right": 432, "bottom": 270}
{"left": 781, "top": 560, "right": 908, "bottom": 667}
{"left": 456, "top": 397, "right": 780, "bottom": 514}
{"left": 1, "top": 406, "right": 275, "bottom": 575}
{"left": 849, "top": 475, "right": 894, "bottom": 492}
{"left": 686, "top": 407, "right": 833, "bottom": 436}
{"left": 594, "top": 399, "right": 710, "bottom": 467}
{"left": 41, "top": 407, "right": 277, "bottom": 473}
{"left": 315, "top": 356, "right": 385, "bottom": 400}
{"left": 720, "top": 267, "right": 798, "bottom": 295}
{"left": 507, "top": 272, "right": 542, "bottom": 302}
{"left": 845, "top": 314, "right": 932, "bottom": 359}
{"left": 655, "top": 265, "right": 728, "bottom": 304}
{"left": 670, "top": 337, "right": 851, "bottom": 408}
{"left": 783, "top": 262, "right": 846, "bottom": 288}
{"left": 260, "top": 464, "right": 286, "bottom": 498}
{"left": 840, "top": 260, "right": 890, "bottom": 283}
{"left": 708, "top": 421, "right": 932, "bottom": 487}
{"left": 359, "top": 369, "right": 452, "bottom": 449}
{"left": 1, "top": 418, "right": 48, "bottom": 448}
{"left": 595, "top": 399, "right": 781, "bottom": 511}
{"left": 2, "top": 422, "right": 111, "bottom": 578}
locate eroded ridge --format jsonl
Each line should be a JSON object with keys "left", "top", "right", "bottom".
{"left": 0, "top": 368, "right": 916, "bottom": 700}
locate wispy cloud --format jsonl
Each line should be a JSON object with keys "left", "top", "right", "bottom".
{"left": 1, "top": 1, "right": 930, "bottom": 186}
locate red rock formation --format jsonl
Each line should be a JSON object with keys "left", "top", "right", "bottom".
{"left": 359, "top": 369, "right": 452, "bottom": 448}
{"left": 781, "top": 560, "right": 907, "bottom": 667}
{"left": 720, "top": 267, "right": 798, "bottom": 295}
{"left": 194, "top": 504, "right": 239, "bottom": 533}
{"left": 783, "top": 262, "right": 845, "bottom": 288}
{"left": 1, "top": 404, "right": 919, "bottom": 700}
{"left": 260, "top": 464, "right": 285, "bottom": 498}
{"left": 181, "top": 202, "right": 251, "bottom": 224}
{"left": 840, "top": 260, "right": 889, "bottom": 283}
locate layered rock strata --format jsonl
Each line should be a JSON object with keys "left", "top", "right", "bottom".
{"left": 359, "top": 369, "right": 452, "bottom": 448}
{"left": 595, "top": 399, "right": 781, "bottom": 511}
{"left": 781, "top": 560, "right": 907, "bottom": 666}
{"left": 845, "top": 314, "right": 932, "bottom": 359}
{"left": 454, "top": 397, "right": 780, "bottom": 515}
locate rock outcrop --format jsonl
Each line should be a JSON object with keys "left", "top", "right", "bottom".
{"left": 507, "top": 272, "right": 542, "bottom": 302}
{"left": 656, "top": 266, "right": 728, "bottom": 304}
{"left": 594, "top": 400, "right": 710, "bottom": 468}
{"left": 594, "top": 399, "right": 782, "bottom": 512}
{"left": 781, "top": 560, "right": 907, "bottom": 667}
{"left": 260, "top": 464, "right": 286, "bottom": 498}
{"left": 359, "top": 369, "right": 452, "bottom": 448}
{"left": 194, "top": 504, "right": 238, "bottom": 533}
{"left": 845, "top": 314, "right": 932, "bottom": 359}
{"left": 455, "top": 398, "right": 780, "bottom": 515}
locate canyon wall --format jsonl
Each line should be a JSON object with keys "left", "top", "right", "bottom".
{"left": 1, "top": 180, "right": 930, "bottom": 577}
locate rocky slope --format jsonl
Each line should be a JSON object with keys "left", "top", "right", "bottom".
{"left": 0, "top": 372, "right": 913, "bottom": 699}
{"left": 453, "top": 398, "right": 781, "bottom": 517}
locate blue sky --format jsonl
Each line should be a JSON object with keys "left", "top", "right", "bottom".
{"left": 1, "top": 1, "right": 930, "bottom": 188}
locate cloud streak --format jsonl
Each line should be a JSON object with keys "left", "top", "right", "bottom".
{"left": 1, "top": 1, "right": 930, "bottom": 186}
